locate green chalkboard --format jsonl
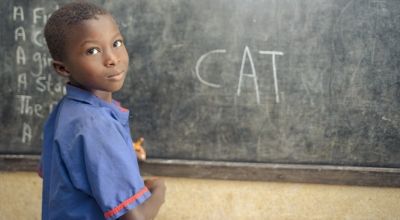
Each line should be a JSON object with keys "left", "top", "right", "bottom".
{"left": 1, "top": 0, "right": 400, "bottom": 180}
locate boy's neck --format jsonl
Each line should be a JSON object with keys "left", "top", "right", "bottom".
{"left": 92, "top": 90, "right": 113, "bottom": 103}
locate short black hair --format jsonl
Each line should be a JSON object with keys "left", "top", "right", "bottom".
{"left": 44, "top": 1, "right": 109, "bottom": 61}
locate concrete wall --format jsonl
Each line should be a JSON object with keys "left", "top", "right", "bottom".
{"left": 1, "top": 172, "right": 400, "bottom": 220}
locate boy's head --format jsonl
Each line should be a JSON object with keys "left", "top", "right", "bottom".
{"left": 44, "top": 1, "right": 129, "bottom": 95}
{"left": 45, "top": 2, "right": 108, "bottom": 61}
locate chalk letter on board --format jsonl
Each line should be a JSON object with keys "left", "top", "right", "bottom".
{"left": 34, "top": 104, "right": 44, "bottom": 118}
{"left": 237, "top": 46, "right": 260, "bottom": 104}
{"left": 16, "top": 46, "right": 26, "bottom": 65}
{"left": 31, "top": 52, "right": 43, "bottom": 77}
{"left": 16, "top": 95, "right": 33, "bottom": 115}
{"left": 54, "top": 80, "right": 66, "bottom": 95}
{"left": 13, "top": 6, "right": 24, "bottom": 21}
{"left": 48, "top": 101, "right": 59, "bottom": 113}
{"left": 33, "top": 8, "right": 47, "bottom": 25}
{"left": 22, "top": 123, "right": 32, "bottom": 144}
{"left": 32, "top": 30, "right": 43, "bottom": 47}
{"left": 36, "top": 76, "right": 47, "bottom": 93}
{"left": 195, "top": 49, "right": 226, "bottom": 88}
{"left": 15, "top": 27, "right": 26, "bottom": 42}
{"left": 18, "top": 73, "right": 28, "bottom": 91}
{"left": 259, "top": 50, "right": 284, "bottom": 103}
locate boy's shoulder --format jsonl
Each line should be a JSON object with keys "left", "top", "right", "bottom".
{"left": 47, "top": 85, "right": 128, "bottom": 142}
{"left": 62, "top": 95, "right": 104, "bottom": 115}
{"left": 53, "top": 96, "right": 113, "bottom": 136}
{"left": 57, "top": 85, "right": 114, "bottom": 124}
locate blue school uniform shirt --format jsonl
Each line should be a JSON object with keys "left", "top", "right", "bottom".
{"left": 40, "top": 84, "right": 151, "bottom": 220}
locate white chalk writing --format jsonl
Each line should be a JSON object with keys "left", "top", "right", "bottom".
{"left": 17, "top": 73, "right": 28, "bottom": 91}
{"left": 32, "top": 30, "right": 44, "bottom": 47}
{"left": 33, "top": 8, "right": 48, "bottom": 25}
{"left": 16, "top": 46, "right": 26, "bottom": 65}
{"left": 237, "top": 46, "right": 260, "bottom": 104}
{"left": 12, "top": 5, "right": 64, "bottom": 144}
{"left": 31, "top": 52, "right": 51, "bottom": 77}
{"left": 259, "top": 51, "right": 284, "bottom": 103}
{"left": 195, "top": 49, "right": 226, "bottom": 88}
{"left": 22, "top": 123, "right": 32, "bottom": 144}
{"left": 13, "top": 6, "right": 24, "bottom": 21}
{"left": 195, "top": 46, "right": 284, "bottom": 104}
{"left": 14, "top": 26, "right": 26, "bottom": 41}
{"left": 16, "top": 95, "right": 44, "bottom": 118}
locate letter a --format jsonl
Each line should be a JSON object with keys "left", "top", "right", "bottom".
{"left": 13, "top": 6, "right": 24, "bottom": 21}
{"left": 22, "top": 123, "right": 32, "bottom": 144}
{"left": 15, "top": 26, "right": 26, "bottom": 42}
{"left": 237, "top": 46, "right": 260, "bottom": 104}
{"left": 18, "top": 73, "right": 27, "bottom": 91}
{"left": 16, "top": 46, "right": 26, "bottom": 65}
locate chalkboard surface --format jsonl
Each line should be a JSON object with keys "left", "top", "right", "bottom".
{"left": 1, "top": 0, "right": 400, "bottom": 169}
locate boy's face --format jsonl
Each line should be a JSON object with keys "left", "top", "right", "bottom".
{"left": 58, "top": 14, "right": 129, "bottom": 95}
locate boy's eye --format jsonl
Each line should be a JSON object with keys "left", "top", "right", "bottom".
{"left": 113, "top": 40, "right": 123, "bottom": 48}
{"left": 87, "top": 48, "right": 100, "bottom": 55}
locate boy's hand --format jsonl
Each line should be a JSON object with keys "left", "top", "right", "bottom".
{"left": 145, "top": 178, "right": 166, "bottom": 194}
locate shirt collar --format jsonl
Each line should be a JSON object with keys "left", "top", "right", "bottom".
{"left": 65, "top": 84, "right": 130, "bottom": 124}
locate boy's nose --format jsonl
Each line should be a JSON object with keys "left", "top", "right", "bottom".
{"left": 104, "top": 50, "right": 119, "bottom": 67}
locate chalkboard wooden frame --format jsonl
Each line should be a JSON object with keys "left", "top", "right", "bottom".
{"left": 1, "top": 154, "right": 399, "bottom": 187}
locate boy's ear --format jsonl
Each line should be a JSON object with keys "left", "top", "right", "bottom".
{"left": 52, "top": 60, "right": 70, "bottom": 78}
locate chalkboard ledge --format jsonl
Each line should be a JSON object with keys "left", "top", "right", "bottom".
{"left": 140, "top": 159, "right": 400, "bottom": 187}
{"left": 0, "top": 154, "right": 40, "bottom": 172}
{"left": 1, "top": 155, "right": 399, "bottom": 187}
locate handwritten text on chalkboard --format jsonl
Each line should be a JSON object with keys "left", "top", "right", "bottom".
{"left": 13, "top": 5, "right": 65, "bottom": 145}
{"left": 195, "top": 46, "right": 284, "bottom": 104}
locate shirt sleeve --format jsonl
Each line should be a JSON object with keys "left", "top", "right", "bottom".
{"left": 60, "top": 116, "right": 151, "bottom": 220}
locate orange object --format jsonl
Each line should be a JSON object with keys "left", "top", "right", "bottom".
{"left": 133, "top": 137, "right": 146, "bottom": 161}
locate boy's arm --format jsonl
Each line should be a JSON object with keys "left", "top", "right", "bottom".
{"left": 120, "top": 179, "right": 166, "bottom": 220}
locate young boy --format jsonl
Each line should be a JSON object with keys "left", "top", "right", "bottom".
{"left": 40, "top": 2, "right": 165, "bottom": 220}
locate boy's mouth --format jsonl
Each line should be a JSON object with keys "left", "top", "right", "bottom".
{"left": 106, "top": 71, "right": 124, "bottom": 80}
